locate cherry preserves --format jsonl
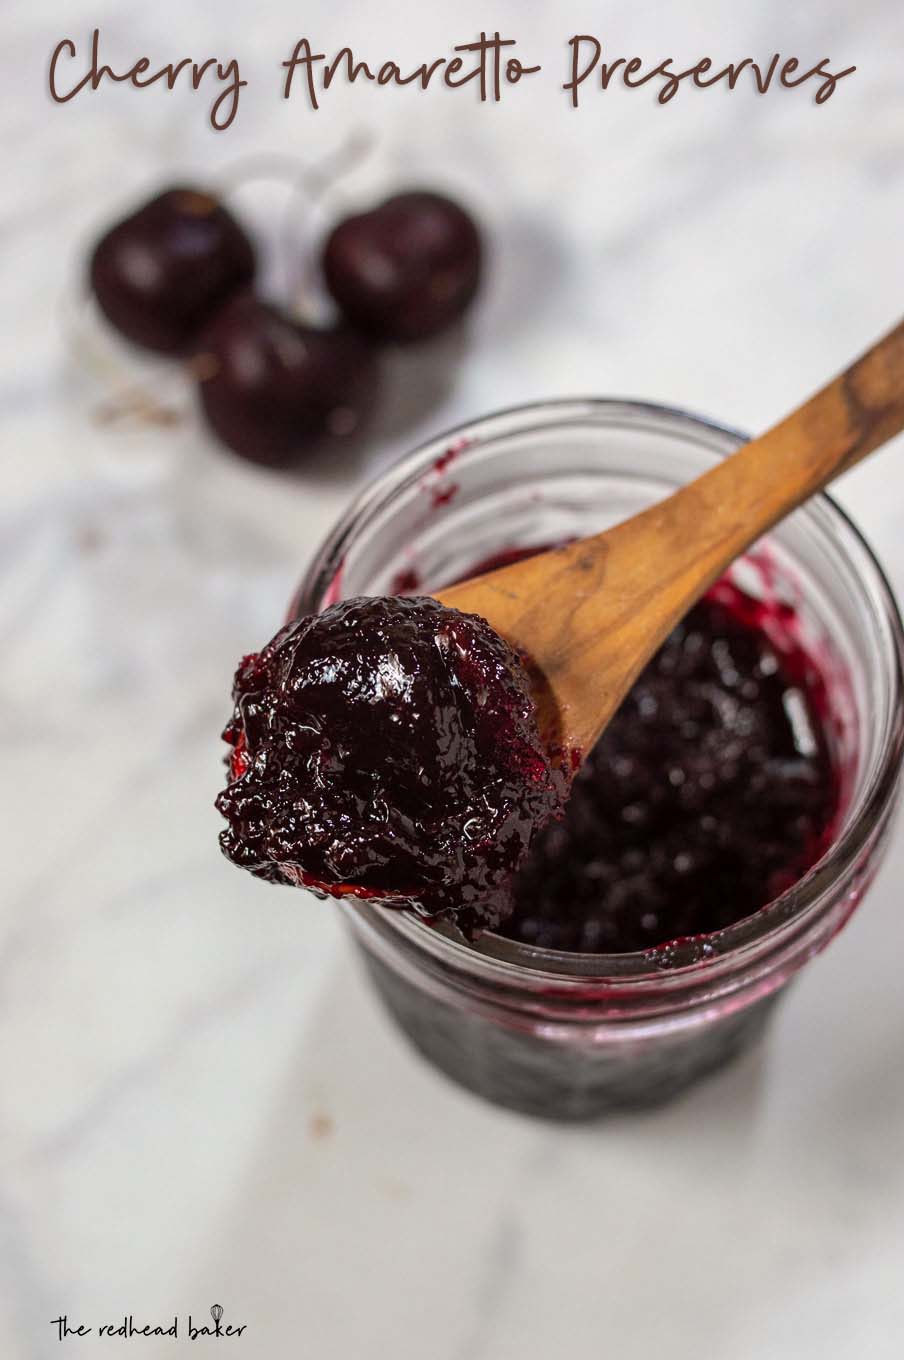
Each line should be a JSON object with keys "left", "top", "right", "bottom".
{"left": 216, "top": 596, "right": 564, "bottom": 929}
{"left": 502, "top": 582, "right": 840, "bottom": 953}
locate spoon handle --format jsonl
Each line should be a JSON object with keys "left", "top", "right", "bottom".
{"left": 657, "top": 314, "right": 904, "bottom": 562}
{"left": 590, "top": 316, "right": 904, "bottom": 640}
{"left": 439, "top": 318, "right": 904, "bottom": 756}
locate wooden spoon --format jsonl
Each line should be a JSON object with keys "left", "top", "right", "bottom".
{"left": 436, "top": 319, "right": 904, "bottom": 761}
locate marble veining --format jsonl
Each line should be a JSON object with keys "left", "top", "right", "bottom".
{"left": 3, "top": 1, "right": 904, "bottom": 1356}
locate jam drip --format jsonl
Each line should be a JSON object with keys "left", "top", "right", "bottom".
{"left": 501, "top": 584, "right": 840, "bottom": 953}
{"left": 216, "top": 596, "right": 565, "bottom": 931}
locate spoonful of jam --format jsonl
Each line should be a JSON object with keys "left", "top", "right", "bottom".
{"left": 216, "top": 595, "right": 566, "bottom": 933}
{"left": 217, "top": 318, "right": 904, "bottom": 933}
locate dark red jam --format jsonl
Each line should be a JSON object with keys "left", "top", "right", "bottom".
{"left": 385, "top": 553, "right": 842, "bottom": 954}
{"left": 500, "top": 580, "right": 841, "bottom": 953}
{"left": 216, "top": 596, "right": 564, "bottom": 931}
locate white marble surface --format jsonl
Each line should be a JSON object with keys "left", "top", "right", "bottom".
{"left": 4, "top": 1, "right": 904, "bottom": 1356}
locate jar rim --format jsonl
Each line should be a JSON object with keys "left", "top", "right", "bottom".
{"left": 296, "top": 397, "right": 904, "bottom": 982}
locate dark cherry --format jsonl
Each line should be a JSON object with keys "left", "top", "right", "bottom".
{"left": 90, "top": 187, "right": 255, "bottom": 354}
{"left": 216, "top": 596, "right": 564, "bottom": 931}
{"left": 322, "top": 191, "right": 482, "bottom": 343}
{"left": 195, "top": 294, "right": 379, "bottom": 466}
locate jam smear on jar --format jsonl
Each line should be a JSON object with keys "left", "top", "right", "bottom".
{"left": 216, "top": 595, "right": 565, "bottom": 933}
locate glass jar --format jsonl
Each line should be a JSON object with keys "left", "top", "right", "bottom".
{"left": 292, "top": 400, "right": 904, "bottom": 1119}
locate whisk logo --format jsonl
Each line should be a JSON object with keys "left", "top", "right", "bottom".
{"left": 49, "top": 1303, "right": 247, "bottom": 1342}
{"left": 188, "top": 1304, "right": 247, "bottom": 1340}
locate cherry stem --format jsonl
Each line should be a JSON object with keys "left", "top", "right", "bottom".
{"left": 214, "top": 130, "right": 375, "bottom": 316}
{"left": 282, "top": 130, "right": 374, "bottom": 316}
{"left": 211, "top": 131, "right": 374, "bottom": 201}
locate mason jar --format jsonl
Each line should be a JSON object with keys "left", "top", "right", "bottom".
{"left": 291, "top": 400, "right": 904, "bottom": 1119}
